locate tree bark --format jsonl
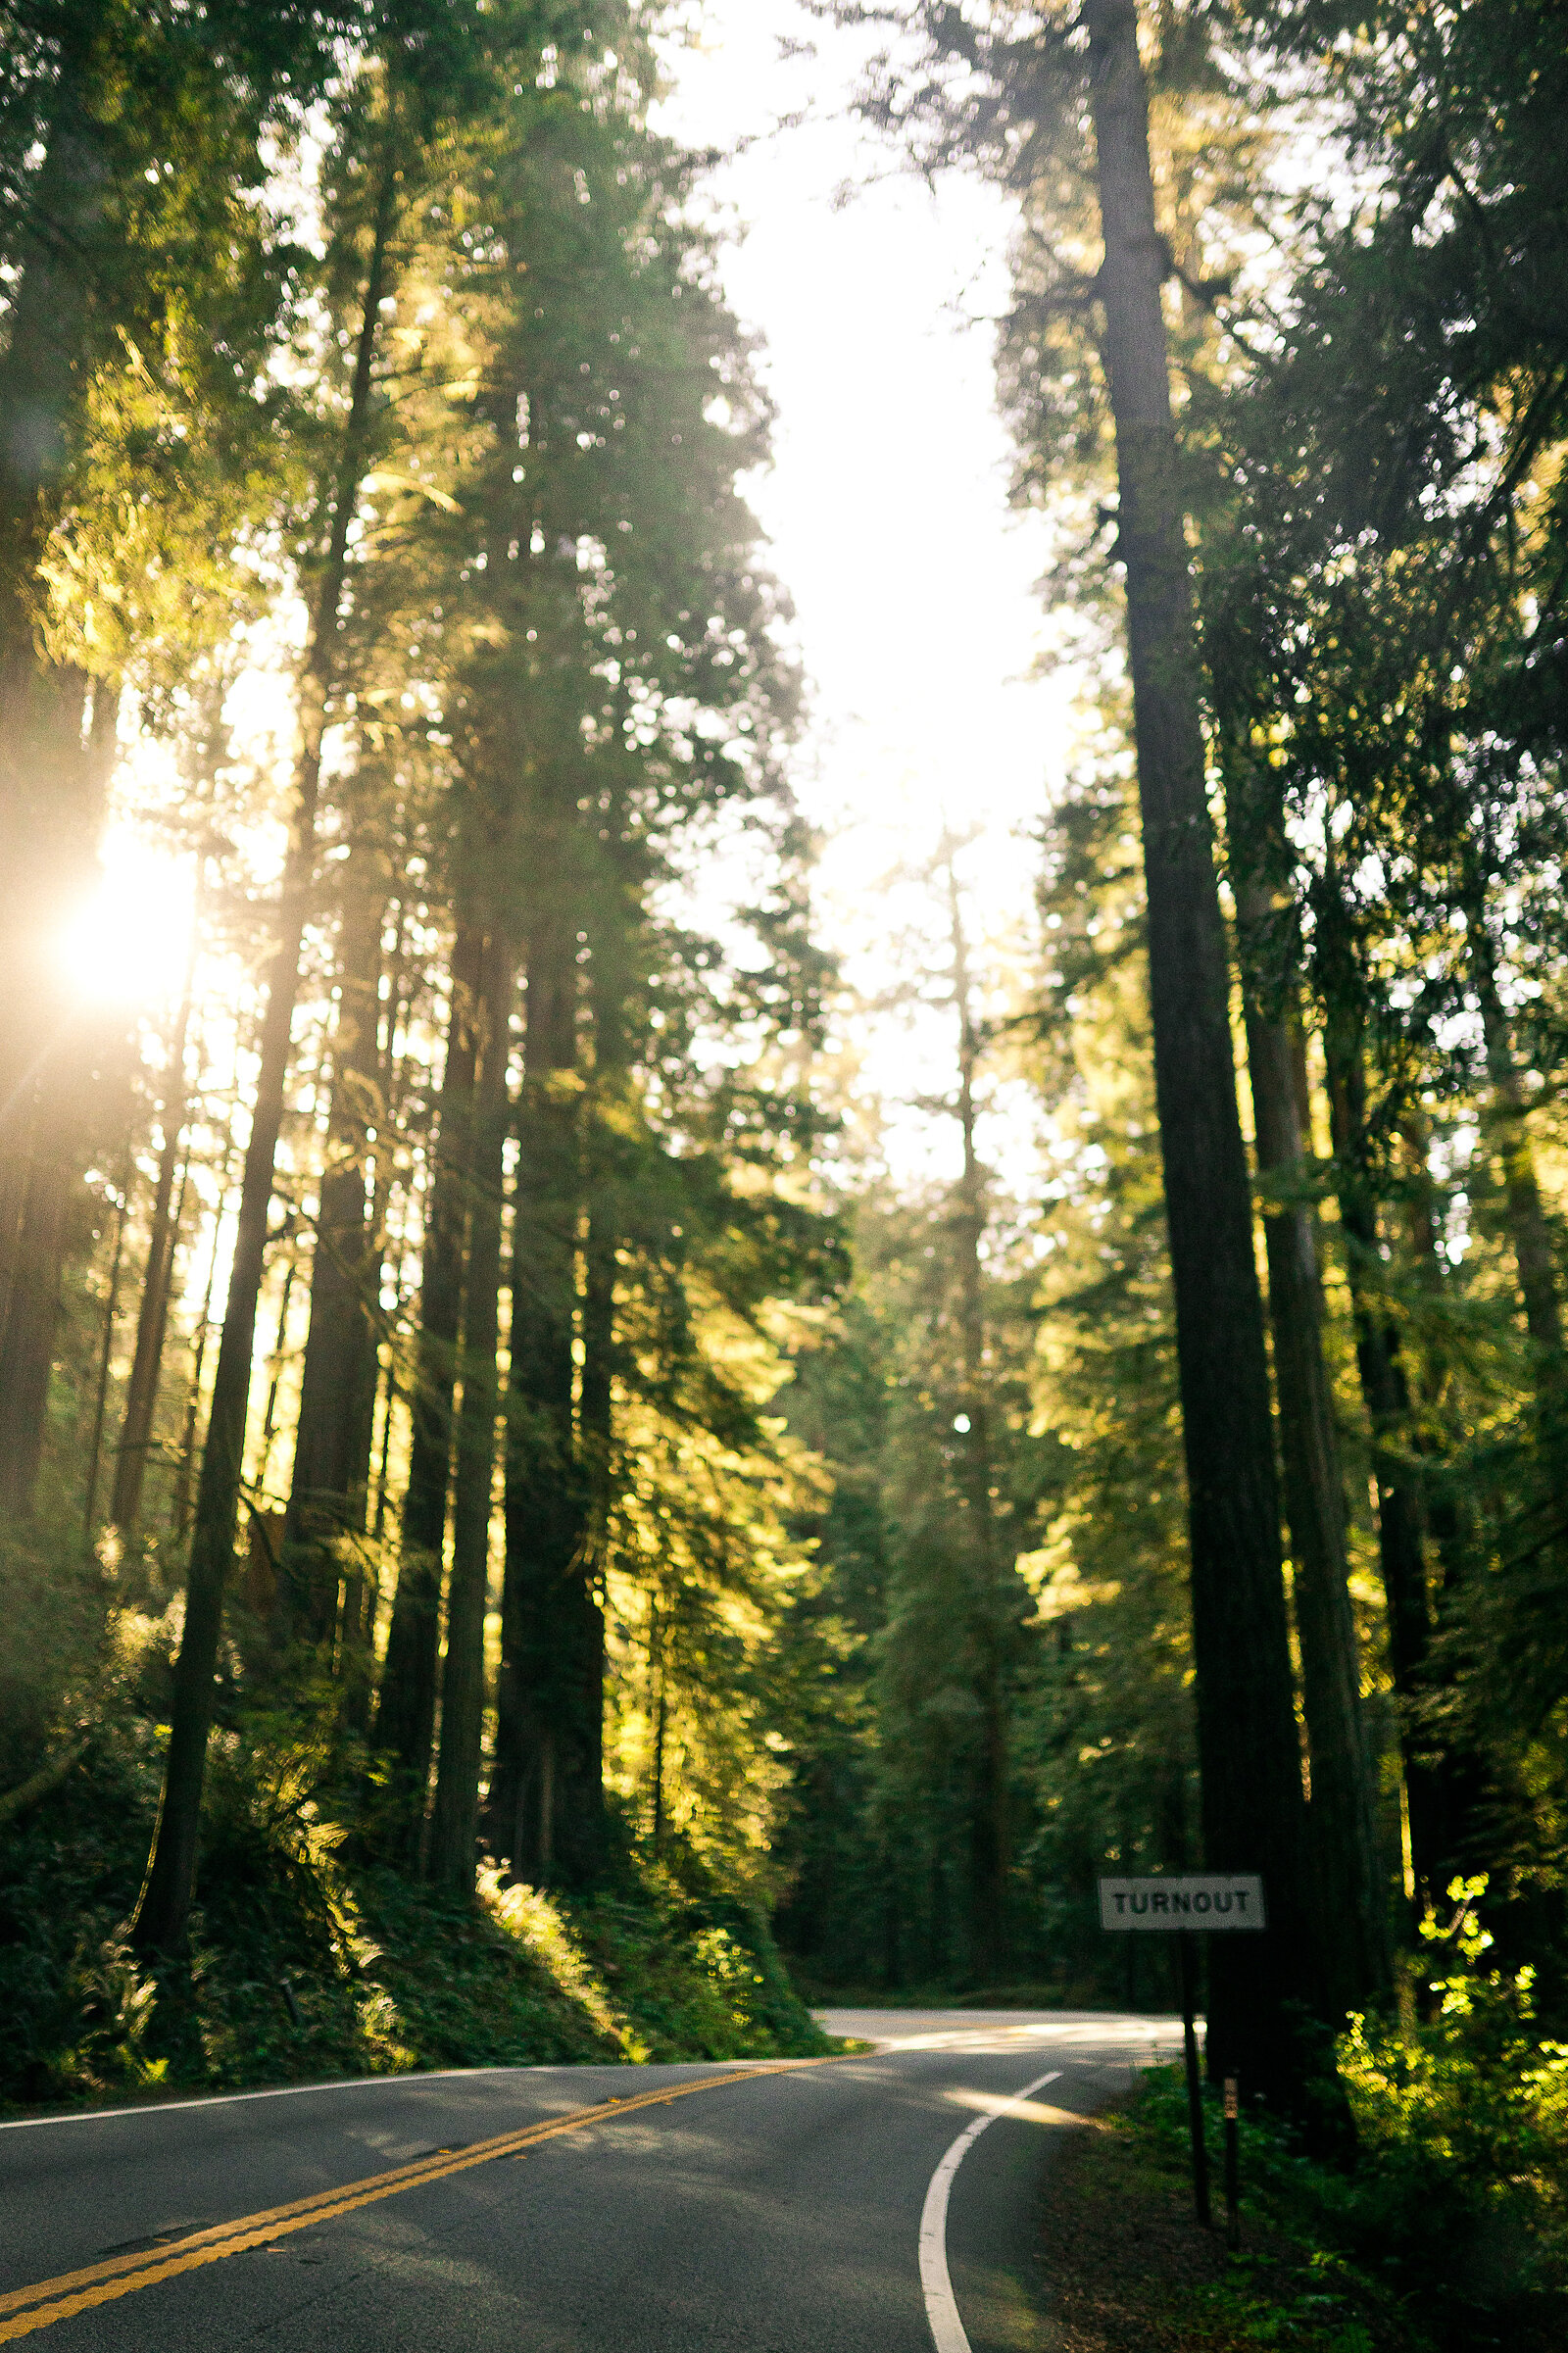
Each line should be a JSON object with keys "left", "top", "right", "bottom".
{"left": 0, "top": 1154, "right": 70, "bottom": 1516}
{"left": 428, "top": 925, "right": 514, "bottom": 1890}
{"left": 1084, "top": 0, "right": 1319, "bottom": 2095}
{"left": 1473, "top": 955, "right": 1564, "bottom": 1368}
{"left": 83, "top": 1158, "right": 132, "bottom": 1542}
{"left": 171, "top": 1079, "right": 245, "bottom": 1543}
{"left": 1321, "top": 1014, "right": 1460, "bottom": 1907}
{"left": 0, "top": 26, "right": 119, "bottom": 1487}
{"left": 131, "top": 144, "right": 399, "bottom": 1957}
{"left": 1469, "top": 927, "right": 1568, "bottom": 1545}
{"left": 280, "top": 834, "right": 391, "bottom": 1654}
{"left": 491, "top": 907, "right": 590, "bottom": 1885}
{"left": 0, "top": 681, "right": 120, "bottom": 1512}
{"left": 1237, "top": 890, "right": 1389, "bottom": 2010}
{"left": 374, "top": 920, "right": 484, "bottom": 1842}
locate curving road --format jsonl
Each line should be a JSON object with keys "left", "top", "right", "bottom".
{"left": 0, "top": 2008, "right": 1179, "bottom": 2352}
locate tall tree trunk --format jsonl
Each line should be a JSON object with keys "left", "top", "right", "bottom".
{"left": 1084, "top": 0, "right": 1318, "bottom": 2094}
{"left": 941, "top": 846, "right": 1010, "bottom": 1983}
{"left": 1237, "top": 887, "right": 1389, "bottom": 2011}
{"left": 491, "top": 907, "right": 588, "bottom": 1885}
{"left": 374, "top": 920, "right": 484, "bottom": 1844}
{"left": 428, "top": 926, "right": 514, "bottom": 1891}
{"left": 0, "top": 682, "right": 120, "bottom": 1513}
{"left": 132, "top": 144, "right": 400, "bottom": 1957}
{"left": 171, "top": 1089, "right": 245, "bottom": 1543}
{"left": 255, "top": 1224, "right": 302, "bottom": 1498}
{"left": 0, "top": 26, "right": 121, "bottom": 1489}
{"left": 1398, "top": 1108, "right": 1471, "bottom": 1598}
{"left": 570, "top": 897, "right": 630, "bottom": 1878}
{"left": 112, "top": 978, "right": 198, "bottom": 1536}
{"left": 0, "top": 1154, "right": 70, "bottom": 1515}
{"left": 280, "top": 835, "right": 391, "bottom": 1654}
{"left": 1469, "top": 922, "right": 1568, "bottom": 1538}
{"left": 1481, "top": 995, "right": 1563, "bottom": 1365}
{"left": 1322, "top": 1013, "right": 1458, "bottom": 1908}
{"left": 83, "top": 1157, "right": 132, "bottom": 1542}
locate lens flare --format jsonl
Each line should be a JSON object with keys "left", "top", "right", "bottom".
{"left": 60, "top": 838, "right": 196, "bottom": 1005}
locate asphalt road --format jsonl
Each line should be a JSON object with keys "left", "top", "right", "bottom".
{"left": 0, "top": 2008, "right": 1180, "bottom": 2352}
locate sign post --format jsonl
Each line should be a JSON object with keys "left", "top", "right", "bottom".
{"left": 1099, "top": 1874, "right": 1266, "bottom": 2232}
{"left": 1223, "top": 2075, "right": 1241, "bottom": 2250}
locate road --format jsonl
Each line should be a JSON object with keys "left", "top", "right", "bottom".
{"left": 0, "top": 2008, "right": 1180, "bottom": 2352}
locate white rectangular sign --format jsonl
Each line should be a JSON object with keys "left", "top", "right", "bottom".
{"left": 1099, "top": 1875, "right": 1266, "bottom": 1932}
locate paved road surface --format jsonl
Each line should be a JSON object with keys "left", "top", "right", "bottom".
{"left": 0, "top": 2008, "right": 1180, "bottom": 2351}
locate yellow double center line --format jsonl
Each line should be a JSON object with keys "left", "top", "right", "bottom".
{"left": 0, "top": 2057, "right": 845, "bottom": 2342}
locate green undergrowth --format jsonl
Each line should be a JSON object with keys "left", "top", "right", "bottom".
{"left": 0, "top": 1716, "right": 834, "bottom": 2112}
{"left": 1124, "top": 1889, "right": 1568, "bottom": 2350}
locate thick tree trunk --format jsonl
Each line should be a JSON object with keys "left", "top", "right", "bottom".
{"left": 1470, "top": 935, "right": 1568, "bottom": 1547}
{"left": 569, "top": 908, "right": 629, "bottom": 1876}
{"left": 1322, "top": 1017, "right": 1460, "bottom": 1907}
{"left": 491, "top": 908, "right": 590, "bottom": 1885}
{"left": 428, "top": 927, "right": 514, "bottom": 1891}
{"left": 1238, "top": 897, "right": 1389, "bottom": 2010}
{"left": 1084, "top": 0, "right": 1318, "bottom": 2095}
{"left": 0, "top": 681, "right": 120, "bottom": 1512}
{"left": 1398, "top": 1108, "right": 1471, "bottom": 1596}
{"left": 374, "top": 921, "right": 484, "bottom": 1840}
{"left": 1473, "top": 956, "right": 1564, "bottom": 1370}
{"left": 0, "top": 1156, "right": 70, "bottom": 1515}
{"left": 280, "top": 837, "right": 391, "bottom": 1654}
{"left": 132, "top": 151, "right": 399, "bottom": 1957}
{"left": 0, "top": 32, "right": 120, "bottom": 1490}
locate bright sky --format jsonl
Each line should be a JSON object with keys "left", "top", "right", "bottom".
{"left": 655, "top": 2, "right": 1081, "bottom": 1186}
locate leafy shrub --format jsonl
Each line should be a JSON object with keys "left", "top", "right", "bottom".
{"left": 1335, "top": 1879, "right": 1568, "bottom": 2334}
{"left": 1130, "top": 1879, "right": 1568, "bottom": 2350}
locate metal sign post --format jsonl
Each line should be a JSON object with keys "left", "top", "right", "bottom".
{"left": 1099, "top": 1873, "right": 1266, "bottom": 2232}
{"left": 1223, "top": 2075, "right": 1241, "bottom": 2250}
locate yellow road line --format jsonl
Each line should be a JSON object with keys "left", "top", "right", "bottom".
{"left": 0, "top": 2078, "right": 709, "bottom": 2321}
{"left": 0, "top": 2057, "right": 843, "bottom": 2343}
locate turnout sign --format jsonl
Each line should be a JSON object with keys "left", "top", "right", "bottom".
{"left": 1098, "top": 1873, "right": 1266, "bottom": 1931}
{"left": 1097, "top": 1871, "right": 1268, "bottom": 2231}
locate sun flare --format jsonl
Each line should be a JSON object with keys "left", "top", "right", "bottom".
{"left": 61, "top": 835, "right": 197, "bottom": 1007}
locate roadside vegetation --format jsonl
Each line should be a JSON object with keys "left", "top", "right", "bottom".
{"left": 1, "top": 1696, "right": 829, "bottom": 2110}
{"left": 1069, "top": 1887, "right": 1568, "bottom": 2351}
{"left": 1046, "top": 1887, "right": 1568, "bottom": 2347}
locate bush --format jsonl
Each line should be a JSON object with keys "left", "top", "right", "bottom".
{"left": 1128, "top": 1879, "right": 1568, "bottom": 2350}
{"left": 1334, "top": 1879, "right": 1568, "bottom": 2335}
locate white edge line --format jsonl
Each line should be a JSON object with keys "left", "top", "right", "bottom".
{"left": 0, "top": 2051, "right": 837, "bottom": 2135}
{"left": 918, "top": 2068, "right": 1063, "bottom": 2353}
{"left": 0, "top": 2065, "right": 597, "bottom": 2134}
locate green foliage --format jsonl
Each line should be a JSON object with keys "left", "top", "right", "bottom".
{"left": 1124, "top": 1882, "right": 1568, "bottom": 2347}
{"left": 770, "top": 1183, "right": 1036, "bottom": 1988}
{"left": 0, "top": 1520, "right": 109, "bottom": 1790}
{"left": 1335, "top": 1880, "right": 1568, "bottom": 2330}
{"left": 0, "top": 1711, "right": 829, "bottom": 2112}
